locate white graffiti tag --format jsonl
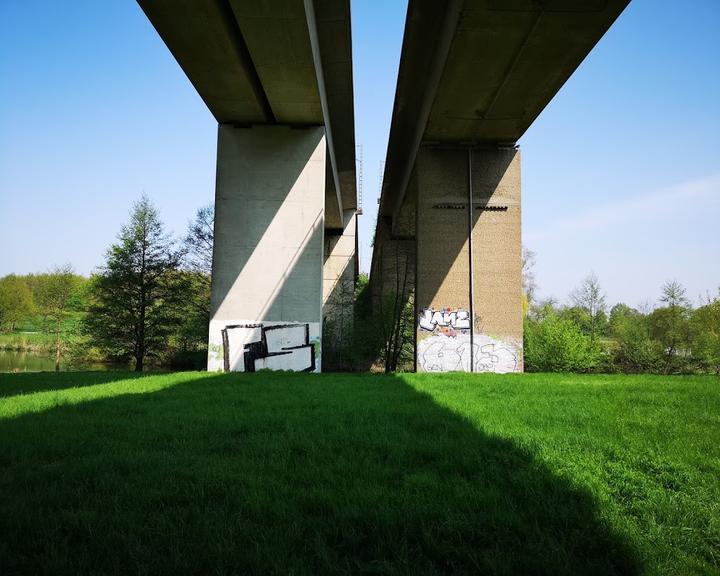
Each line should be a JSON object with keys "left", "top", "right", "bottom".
{"left": 417, "top": 333, "right": 520, "bottom": 373}
{"left": 418, "top": 308, "right": 471, "bottom": 332}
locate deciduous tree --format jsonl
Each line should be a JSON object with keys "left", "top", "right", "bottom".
{"left": 522, "top": 247, "right": 537, "bottom": 313}
{"left": 571, "top": 273, "right": 607, "bottom": 344}
{"left": 648, "top": 280, "right": 691, "bottom": 373}
{"left": 689, "top": 291, "right": 720, "bottom": 374}
{"left": 183, "top": 204, "right": 214, "bottom": 276}
{"left": 175, "top": 204, "right": 215, "bottom": 363}
{"left": 0, "top": 275, "right": 33, "bottom": 332}
{"left": 36, "top": 264, "right": 78, "bottom": 371}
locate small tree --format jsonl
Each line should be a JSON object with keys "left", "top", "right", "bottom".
{"left": 323, "top": 276, "right": 356, "bottom": 370}
{"left": 345, "top": 274, "right": 383, "bottom": 370}
{"left": 648, "top": 280, "right": 691, "bottom": 373}
{"left": 608, "top": 303, "right": 636, "bottom": 335}
{"left": 690, "top": 297, "right": 720, "bottom": 374}
{"left": 36, "top": 265, "right": 78, "bottom": 371}
{"left": 184, "top": 204, "right": 214, "bottom": 276}
{"left": 558, "top": 305, "right": 593, "bottom": 335}
{"left": 522, "top": 247, "right": 537, "bottom": 314}
{"left": 690, "top": 292, "right": 720, "bottom": 374}
{"left": 608, "top": 304, "right": 662, "bottom": 373}
{"left": 530, "top": 298, "right": 558, "bottom": 321}
{"left": 571, "top": 273, "right": 607, "bottom": 344}
{"left": 377, "top": 247, "right": 415, "bottom": 372}
{"left": 173, "top": 204, "right": 216, "bottom": 365}
{"left": 660, "top": 279, "right": 689, "bottom": 308}
{"left": 0, "top": 275, "right": 33, "bottom": 332}
{"left": 85, "top": 196, "right": 184, "bottom": 371}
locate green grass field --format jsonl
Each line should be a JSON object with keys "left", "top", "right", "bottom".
{"left": 0, "top": 371, "right": 718, "bottom": 575}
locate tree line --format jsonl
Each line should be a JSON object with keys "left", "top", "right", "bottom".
{"left": 0, "top": 196, "right": 213, "bottom": 371}
{"left": 523, "top": 250, "right": 720, "bottom": 374}
{"left": 0, "top": 267, "right": 88, "bottom": 371}
{"left": 2, "top": 198, "right": 718, "bottom": 374}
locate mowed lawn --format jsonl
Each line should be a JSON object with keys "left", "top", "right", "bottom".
{"left": 0, "top": 372, "right": 718, "bottom": 575}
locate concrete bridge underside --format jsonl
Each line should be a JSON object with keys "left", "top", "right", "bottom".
{"left": 139, "top": 0, "right": 358, "bottom": 372}
{"left": 140, "top": 0, "right": 629, "bottom": 373}
{"left": 372, "top": 0, "right": 629, "bottom": 373}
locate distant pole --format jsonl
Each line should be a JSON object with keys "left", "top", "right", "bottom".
{"left": 467, "top": 147, "right": 475, "bottom": 373}
{"left": 356, "top": 144, "right": 363, "bottom": 215}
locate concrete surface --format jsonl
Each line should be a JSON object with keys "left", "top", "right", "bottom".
{"left": 378, "top": 0, "right": 630, "bottom": 222}
{"left": 415, "top": 146, "right": 522, "bottom": 373}
{"left": 208, "top": 125, "right": 326, "bottom": 372}
{"left": 137, "top": 0, "right": 357, "bottom": 227}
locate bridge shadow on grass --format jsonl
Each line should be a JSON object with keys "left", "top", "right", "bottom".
{"left": 0, "top": 372, "right": 640, "bottom": 575}
{"left": 0, "top": 371, "right": 155, "bottom": 398}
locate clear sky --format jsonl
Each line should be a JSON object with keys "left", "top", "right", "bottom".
{"left": 1, "top": 0, "right": 718, "bottom": 309}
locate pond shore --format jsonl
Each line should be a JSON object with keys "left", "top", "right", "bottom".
{"left": 0, "top": 332, "right": 55, "bottom": 353}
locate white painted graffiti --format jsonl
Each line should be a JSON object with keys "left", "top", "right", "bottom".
{"left": 207, "top": 320, "right": 321, "bottom": 373}
{"left": 418, "top": 307, "right": 471, "bottom": 333}
{"left": 222, "top": 323, "right": 316, "bottom": 373}
{"left": 417, "top": 333, "right": 520, "bottom": 374}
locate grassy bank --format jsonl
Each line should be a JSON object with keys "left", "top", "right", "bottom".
{"left": 0, "top": 312, "right": 85, "bottom": 353}
{"left": 0, "top": 331, "right": 56, "bottom": 353}
{"left": 0, "top": 371, "right": 718, "bottom": 574}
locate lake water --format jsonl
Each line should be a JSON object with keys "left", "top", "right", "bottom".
{"left": 0, "top": 351, "right": 57, "bottom": 372}
{"left": 0, "top": 351, "right": 116, "bottom": 373}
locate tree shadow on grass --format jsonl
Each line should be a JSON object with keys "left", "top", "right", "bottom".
{"left": 0, "top": 372, "right": 640, "bottom": 575}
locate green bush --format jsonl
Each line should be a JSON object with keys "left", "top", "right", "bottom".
{"left": 690, "top": 300, "right": 720, "bottom": 374}
{"left": 647, "top": 306, "right": 692, "bottom": 374}
{"left": 524, "top": 312, "right": 599, "bottom": 372}
{"left": 610, "top": 322, "right": 664, "bottom": 373}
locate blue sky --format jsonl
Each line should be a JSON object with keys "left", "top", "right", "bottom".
{"left": 1, "top": 0, "right": 718, "bottom": 308}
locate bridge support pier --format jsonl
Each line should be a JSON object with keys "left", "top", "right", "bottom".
{"left": 207, "top": 125, "right": 326, "bottom": 372}
{"left": 415, "top": 146, "right": 523, "bottom": 373}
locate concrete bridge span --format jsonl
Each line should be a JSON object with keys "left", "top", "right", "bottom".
{"left": 138, "top": 0, "right": 357, "bottom": 371}
{"left": 372, "top": 0, "right": 630, "bottom": 373}
{"left": 139, "top": 0, "right": 629, "bottom": 373}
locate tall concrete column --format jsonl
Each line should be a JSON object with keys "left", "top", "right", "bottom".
{"left": 208, "top": 125, "right": 326, "bottom": 372}
{"left": 415, "top": 146, "right": 522, "bottom": 373}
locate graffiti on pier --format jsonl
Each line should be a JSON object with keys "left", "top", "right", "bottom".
{"left": 417, "top": 306, "right": 520, "bottom": 373}
{"left": 418, "top": 307, "right": 471, "bottom": 336}
{"left": 208, "top": 320, "right": 320, "bottom": 372}
{"left": 417, "top": 333, "right": 519, "bottom": 373}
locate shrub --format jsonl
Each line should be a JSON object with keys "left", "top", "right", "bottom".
{"left": 690, "top": 300, "right": 720, "bottom": 374}
{"left": 524, "top": 312, "right": 599, "bottom": 372}
{"left": 610, "top": 320, "right": 664, "bottom": 373}
{"left": 647, "top": 306, "right": 692, "bottom": 374}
